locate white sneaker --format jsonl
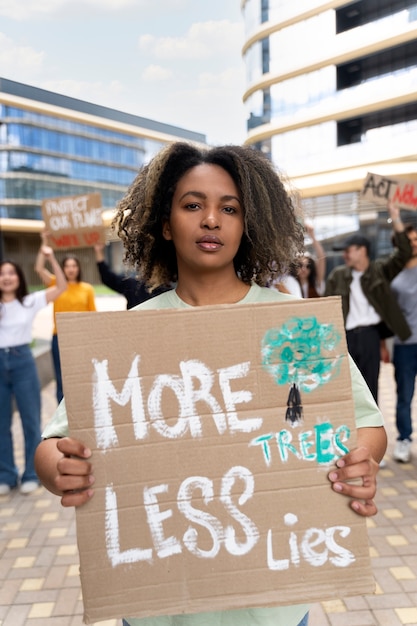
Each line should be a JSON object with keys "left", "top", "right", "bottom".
{"left": 0, "top": 483, "right": 11, "bottom": 496}
{"left": 393, "top": 440, "right": 412, "bottom": 463}
{"left": 19, "top": 481, "right": 39, "bottom": 495}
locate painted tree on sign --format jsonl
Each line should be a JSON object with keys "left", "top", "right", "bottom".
{"left": 261, "top": 316, "right": 342, "bottom": 426}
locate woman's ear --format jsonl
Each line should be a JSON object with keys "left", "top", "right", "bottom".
{"left": 162, "top": 220, "right": 172, "bottom": 241}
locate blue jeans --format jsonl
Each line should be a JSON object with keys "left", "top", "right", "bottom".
{"left": 52, "top": 333, "right": 63, "bottom": 404}
{"left": 393, "top": 343, "right": 417, "bottom": 441}
{"left": 122, "top": 612, "right": 309, "bottom": 625}
{"left": 0, "top": 344, "right": 41, "bottom": 486}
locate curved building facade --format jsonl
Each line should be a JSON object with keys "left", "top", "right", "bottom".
{"left": 242, "top": 0, "right": 417, "bottom": 260}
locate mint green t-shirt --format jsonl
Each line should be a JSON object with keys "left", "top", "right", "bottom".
{"left": 42, "top": 284, "right": 383, "bottom": 626}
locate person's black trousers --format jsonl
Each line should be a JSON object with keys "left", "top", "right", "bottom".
{"left": 346, "top": 324, "right": 380, "bottom": 404}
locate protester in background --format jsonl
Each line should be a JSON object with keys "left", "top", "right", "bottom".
{"left": 325, "top": 202, "right": 412, "bottom": 404}
{"left": 390, "top": 223, "right": 417, "bottom": 463}
{"left": 274, "top": 268, "right": 303, "bottom": 297}
{"left": 93, "top": 243, "right": 169, "bottom": 309}
{"left": 268, "top": 260, "right": 303, "bottom": 296}
{"left": 35, "top": 143, "right": 386, "bottom": 626}
{"left": 0, "top": 249, "right": 66, "bottom": 495}
{"left": 35, "top": 233, "right": 96, "bottom": 404}
{"left": 295, "top": 224, "right": 326, "bottom": 298}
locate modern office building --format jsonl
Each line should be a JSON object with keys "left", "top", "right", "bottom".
{"left": 0, "top": 77, "right": 206, "bottom": 282}
{"left": 242, "top": 0, "right": 417, "bottom": 263}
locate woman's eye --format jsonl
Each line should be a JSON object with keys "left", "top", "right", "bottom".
{"left": 185, "top": 203, "right": 200, "bottom": 210}
{"left": 223, "top": 206, "right": 237, "bottom": 214}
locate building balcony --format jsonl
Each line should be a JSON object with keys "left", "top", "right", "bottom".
{"left": 243, "top": 8, "right": 417, "bottom": 102}
{"left": 246, "top": 66, "right": 417, "bottom": 142}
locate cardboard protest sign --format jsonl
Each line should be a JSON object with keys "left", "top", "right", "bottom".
{"left": 57, "top": 297, "right": 375, "bottom": 624}
{"left": 41, "top": 192, "right": 106, "bottom": 249}
{"left": 360, "top": 172, "right": 417, "bottom": 210}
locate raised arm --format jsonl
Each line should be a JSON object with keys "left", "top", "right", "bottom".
{"left": 305, "top": 223, "right": 326, "bottom": 285}
{"left": 42, "top": 246, "right": 67, "bottom": 303}
{"left": 388, "top": 200, "right": 404, "bottom": 234}
{"left": 94, "top": 243, "right": 126, "bottom": 295}
{"left": 382, "top": 201, "right": 412, "bottom": 280}
{"left": 35, "top": 230, "right": 55, "bottom": 285}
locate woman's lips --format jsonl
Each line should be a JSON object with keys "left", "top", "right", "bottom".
{"left": 196, "top": 236, "right": 223, "bottom": 250}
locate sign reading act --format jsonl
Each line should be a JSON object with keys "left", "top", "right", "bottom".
{"left": 57, "top": 297, "right": 375, "bottom": 624}
{"left": 360, "top": 172, "right": 417, "bottom": 210}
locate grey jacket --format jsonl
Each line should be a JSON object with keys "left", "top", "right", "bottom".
{"left": 325, "top": 231, "right": 412, "bottom": 341}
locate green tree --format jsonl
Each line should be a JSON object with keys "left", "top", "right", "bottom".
{"left": 261, "top": 316, "right": 341, "bottom": 425}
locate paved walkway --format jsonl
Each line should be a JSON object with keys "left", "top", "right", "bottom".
{"left": 0, "top": 296, "right": 416, "bottom": 625}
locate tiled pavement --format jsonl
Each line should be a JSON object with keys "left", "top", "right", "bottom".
{"left": 1, "top": 297, "right": 416, "bottom": 625}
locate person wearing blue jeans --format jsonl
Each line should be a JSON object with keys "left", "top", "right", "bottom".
{"left": 393, "top": 344, "right": 417, "bottom": 442}
{"left": 390, "top": 223, "right": 417, "bottom": 463}
{"left": 0, "top": 253, "right": 66, "bottom": 495}
{"left": 51, "top": 333, "right": 63, "bottom": 404}
{"left": 0, "top": 345, "right": 41, "bottom": 488}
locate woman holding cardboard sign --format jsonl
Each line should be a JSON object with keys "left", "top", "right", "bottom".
{"left": 0, "top": 248, "right": 66, "bottom": 496}
{"left": 35, "top": 231, "right": 96, "bottom": 404}
{"left": 35, "top": 143, "right": 387, "bottom": 626}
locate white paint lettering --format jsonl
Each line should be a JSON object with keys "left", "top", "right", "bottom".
{"left": 180, "top": 360, "right": 227, "bottom": 436}
{"left": 147, "top": 374, "right": 189, "bottom": 438}
{"left": 50, "top": 215, "right": 71, "bottom": 230}
{"left": 143, "top": 484, "right": 182, "bottom": 559}
{"left": 218, "top": 362, "right": 262, "bottom": 433}
{"left": 105, "top": 484, "right": 153, "bottom": 566}
{"left": 220, "top": 466, "right": 259, "bottom": 555}
{"left": 177, "top": 476, "right": 223, "bottom": 558}
{"left": 92, "top": 356, "right": 147, "bottom": 450}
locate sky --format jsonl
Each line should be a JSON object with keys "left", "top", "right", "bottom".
{"left": 0, "top": 0, "right": 248, "bottom": 145}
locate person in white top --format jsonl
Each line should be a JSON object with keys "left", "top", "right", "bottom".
{"left": 0, "top": 247, "right": 66, "bottom": 496}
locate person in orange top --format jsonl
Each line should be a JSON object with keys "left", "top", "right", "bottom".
{"left": 35, "top": 233, "right": 96, "bottom": 403}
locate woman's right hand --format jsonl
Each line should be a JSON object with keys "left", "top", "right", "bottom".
{"left": 55, "top": 437, "right": 95, "bottom": 507}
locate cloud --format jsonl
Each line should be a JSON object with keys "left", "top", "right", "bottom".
{"left": 198, "top": 67, "right": 245, "bottom": 90}
{"left": 139, "top": 20, "right": 243, "bottom": 60}
{"left": 0, "top": 0, "right": 188, "bottom": 19}
{"left": 141, "top": 65, "right": 173, "bottom": 82}
{"left": 0, "top": 32, "right": 44, "bottom": 73}
{"left": 0, "top": 0, "right": 64, "bottom": 19}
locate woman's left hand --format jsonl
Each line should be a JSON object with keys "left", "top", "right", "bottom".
{"left": 328, "top": 446, "right": 379, "bottom": 517}
{"left": 41, "top": 245, "right": 53, "bottom": 258}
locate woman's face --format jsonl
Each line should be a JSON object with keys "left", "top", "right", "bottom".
{"left": 297, "top": 256, "right": 312, "bottom": 279}
{"left": 163, "top": 163, "right": 244, "bottom": 278}
{"left": 63, "top": 258, "right": 80, "bottom": 281}
{"left": 0, "top": 263, "right": 19, "bottom": 295}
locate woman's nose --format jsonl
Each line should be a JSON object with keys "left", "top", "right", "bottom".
{"left": 201, "top": 209, "right": 220, "bottom": 229}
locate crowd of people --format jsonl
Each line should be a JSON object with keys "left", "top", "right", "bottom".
{"left": 0, "top": 140, "right": 414, "bottom": 626}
